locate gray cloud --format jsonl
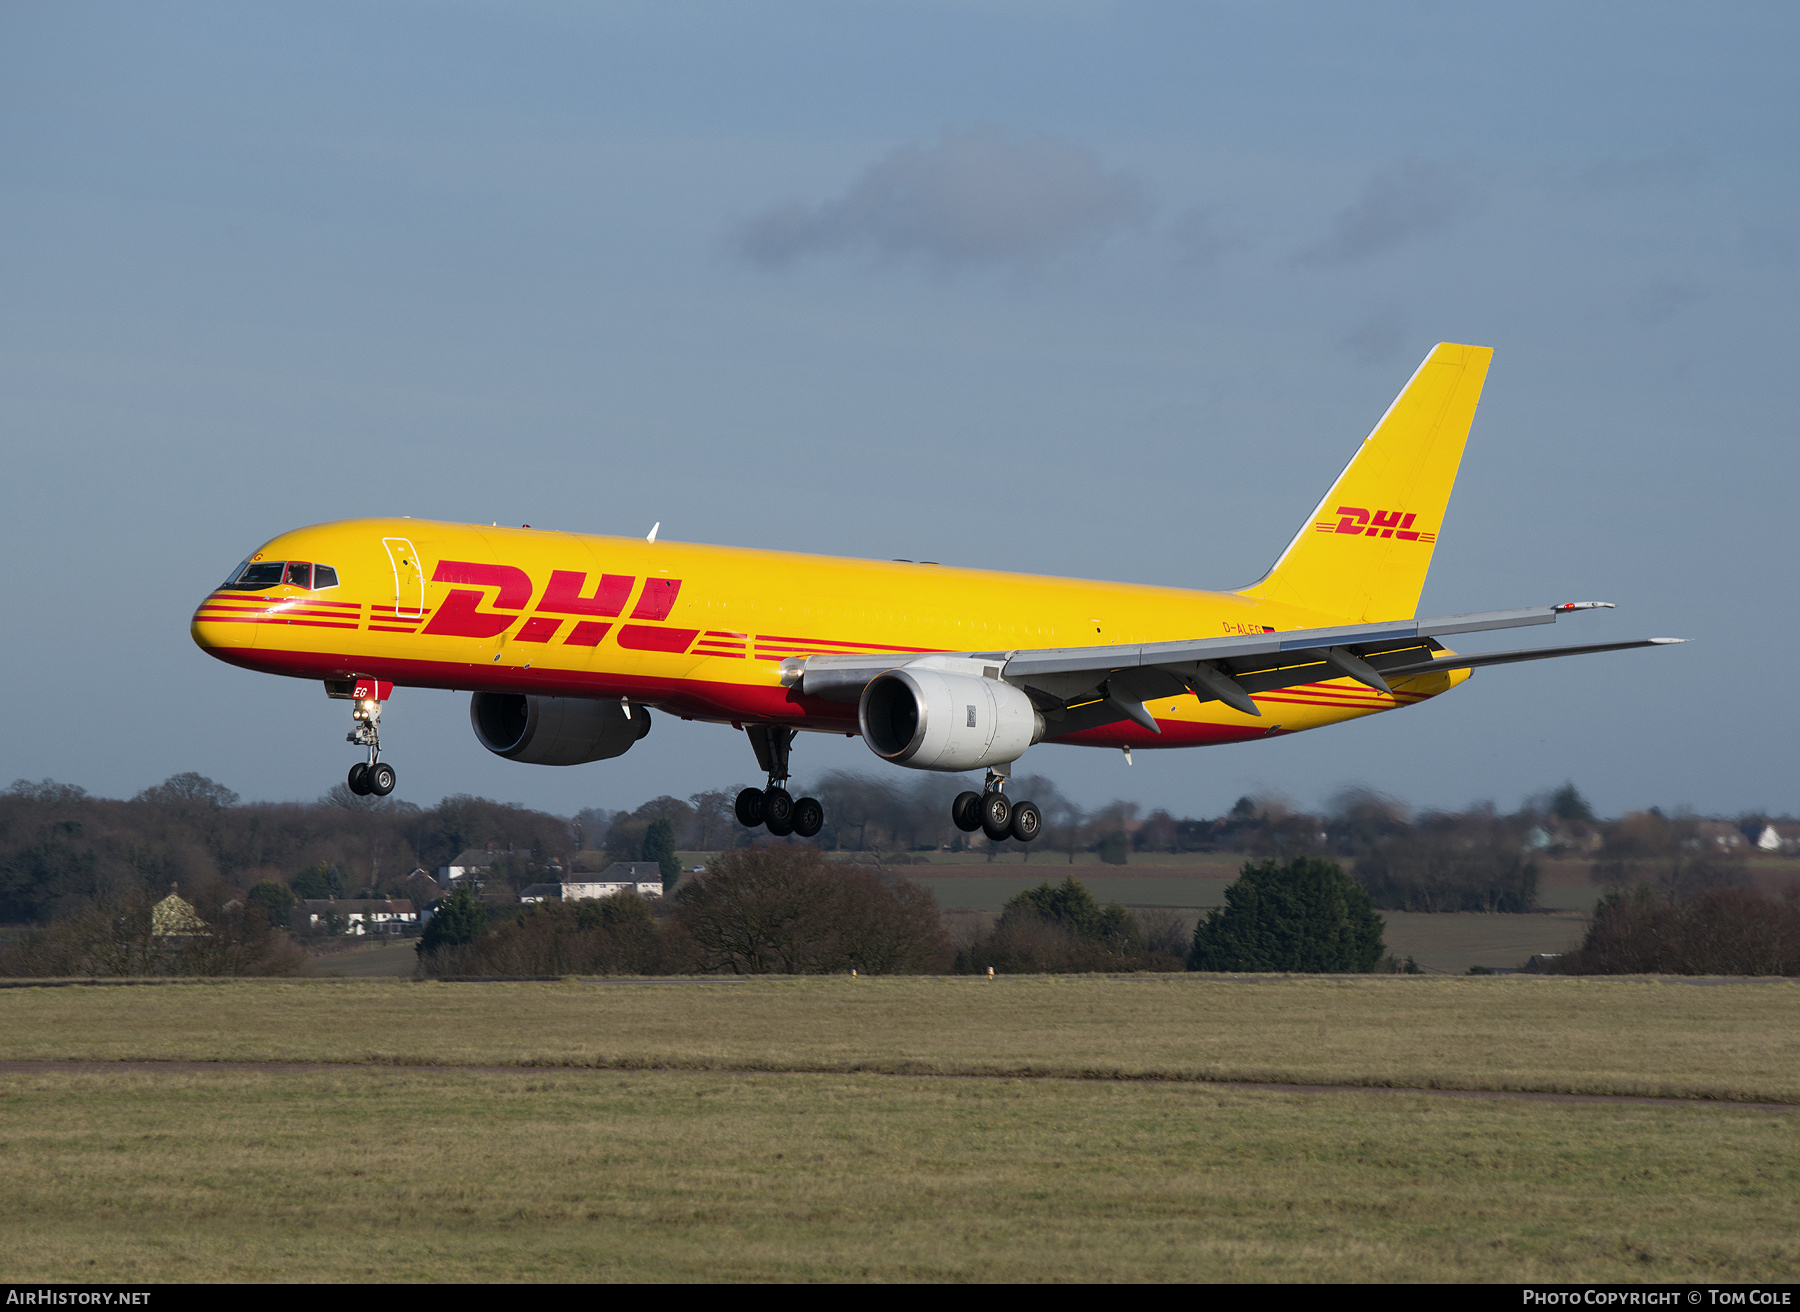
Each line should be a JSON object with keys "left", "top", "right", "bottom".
{"left": 1298, "top": 160, "right": 1476, "bottom": 267}
{"left": 735, "top": 127, "right": 1149, "bottom": 270}
{"left": 1337, "top": 308, "right": 1407, "bottom": 365}
{"left": 1627, "top": 279, "right": 1709, "bottom": 325}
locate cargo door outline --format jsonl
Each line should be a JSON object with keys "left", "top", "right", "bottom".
{"left": 383, "top": 538, "right": 425, "bottom": 620}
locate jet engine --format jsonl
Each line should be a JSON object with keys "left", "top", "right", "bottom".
{"left": 469, "top": 692, "right": 650, "bottom": 766}
{"left": 858, "top": 668, "right": 1044, "bottom": 772}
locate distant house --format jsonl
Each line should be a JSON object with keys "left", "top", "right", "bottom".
{"left": 296, "top": 899, "right": 419, "bottom": 935}
{"left": 437, "top": 848, "right": 504, "bottom": 889}
{"left": 559, "top": 862, "right": 664, "bottom": 900}
{"left": 1756, "top": 824, "right": 1799, "bottom": 854}
{"left": 1693, "top": 821, "right": 1746, "bottom": 852}
{"left": 151, "top": 889, "right": 206, "bottom": 938}
{"left": 518, "top": 883, "right": 564, "bottom": 903}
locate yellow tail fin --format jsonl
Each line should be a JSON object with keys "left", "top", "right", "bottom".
{"left": 1238, "top": 342, "right": 1493, "bottom": 623}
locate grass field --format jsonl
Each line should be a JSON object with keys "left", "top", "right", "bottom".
{"left": 3, "top": 976, "right": 1796, "bottom": 1282}
{"left": 3, "top": 975, "right": 1797, "bottom": 1283}
{"left": 5, "top": 975, "right": 1797, "bottom": 1099}
{"left": 5, "top": 1065, "right": 1795, "bottom": 1282}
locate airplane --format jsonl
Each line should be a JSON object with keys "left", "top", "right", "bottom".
{"left": 191, "top": 342, "right": 1678, "bottom": 842}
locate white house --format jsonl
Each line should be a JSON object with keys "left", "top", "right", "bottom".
{"left": 297, "top": 899, "right": 419, "bottom": 935}
{"left": 560, "top": 862, "right": 664, "bottom": 900}
{"left": 1757, "top": 824, "right": 1800, "bottom": 854}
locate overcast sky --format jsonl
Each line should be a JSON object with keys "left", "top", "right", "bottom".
{"left": 3, "top": 2, "right": 1795, "bottom": 821}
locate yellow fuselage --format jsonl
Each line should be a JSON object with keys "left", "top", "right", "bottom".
{"left": 191, "top": 517, "right": 1464, "bottom": 749}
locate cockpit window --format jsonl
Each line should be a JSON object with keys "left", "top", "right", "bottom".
{"left": 225, "top": 561, "right": 289, "bottom": 590}
{"left": 221, "top": 560, "right": 339, "bottom": 590}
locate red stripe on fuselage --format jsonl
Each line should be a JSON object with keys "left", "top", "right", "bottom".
{"left": 199, "top": 643, "right": 851, "bottom": 728}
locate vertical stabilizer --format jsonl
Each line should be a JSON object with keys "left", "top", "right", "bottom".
{"left": 1238, "top": 342, "right": 1492, "bottom": 623}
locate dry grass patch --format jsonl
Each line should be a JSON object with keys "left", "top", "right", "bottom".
{"left": 2, "top": 1066, "right": 1794, "bottom": 1283}
{"left": 1, "top": 975, "right": 1797, "bottom": 1102}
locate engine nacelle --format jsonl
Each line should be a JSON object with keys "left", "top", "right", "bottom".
{"left": 469, "top": 692, "right": 651, "bottom": 766}
{"left": 859, "top": 666, "right": 1044, "bottom": 772}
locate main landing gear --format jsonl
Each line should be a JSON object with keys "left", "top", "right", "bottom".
{"left": 339, "top": 680, "right": 397, "bottom": 798}
{"left": 734, "top": 725, "right": 824, "bottom": 839}
{"left": 952, "top": 766, "right": 1042, "bottom": 844}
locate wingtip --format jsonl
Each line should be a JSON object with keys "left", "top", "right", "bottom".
{"left": 1649, "top": 637, "right": 1686, "bottom": 645}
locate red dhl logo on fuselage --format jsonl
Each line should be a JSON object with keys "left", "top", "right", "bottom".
{"left": 196, "top": 559, "right": 942, "bottom": 665}
{"left": 1312, "top": 507, "right": 1438, "bottom": 543}
{"left": 423, "top": 561, "right": 694, "bottom": 652}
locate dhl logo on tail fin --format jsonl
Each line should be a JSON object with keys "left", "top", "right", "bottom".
{"left": 1239, "top": 341, "right": 1491, "bottom": 624}
{"left": 1313, "top": 508, "right": 1439, "bottom": 543}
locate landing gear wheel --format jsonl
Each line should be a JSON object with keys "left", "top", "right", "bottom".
{"left": 951, "top": 791, "right": 983, "bottom": 833}
{"left": 792, "top": 796, "right": 824, "bottom": 839}
{"left": 347, "top": 762, "right": 372, "bottom": 796}
{"left": 368, "top": 762, "right": 397, "bottom": 797}
{"left": 763, "top": 787, "right": 795, "bottom": 837}
{"left": 735, "top": 787, "right": 766, "bottom": 828}
{"left": 979, "top": 791, "right": 1013, "bottom": 842}
{"left": 1008, "top": 799, "right": 1042, "bottom": 843}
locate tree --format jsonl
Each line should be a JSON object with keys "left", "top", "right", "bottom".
{"left": 954, "top": 876, "right": 1176, "bottom": 974}
{"left": 1188, "top": 856, "right": 1385, "bottom": 972}
{"left": 641, "top": 817, "right": 680, "bottom": 889}
{"left": 289, "top": 862, "right": 340, "bottom": 900}
{"left": 134, "top": 773, "right": 240, "bottom": 811}
{"left": 1354, "top": 812, "right": 1540, "bottom": 912}
{"left": 1553, "top": 885, "right": 1800, "bottom": 976}
{"left": 418, "top": 885, "right": 488, "bottom": 956}
{"left": 0, "top": 885, "right": 309, "bottom": 978}
{"left": 419, "top": 892, "right": 664, "bottom": 977}
{"left": 687, "top": 790, "right": 737, "bottom": 852}
{"left": 1000, "top": 877, "right": 1135, "bottom": 951}
{"left": 246, "top": 879, "right": 298, "bottom": 928}
{"left": 1549, "top": 782, "right": 1596, "bottom": 825}
{"left": 672, "top": 845, "right": 948, "bottom": 974}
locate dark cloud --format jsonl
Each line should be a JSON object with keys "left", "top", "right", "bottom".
{"left": 1337, "top": 309, "right": 1407, "bottom": 365}
{"left": 1627, "top": 279, "right": 1709, "bottom": 325}
{"left": 1298, "top": 160, "right": 1476, "bottom": 267}
{"left": 734, "top": 127, "right": 1149, "bottom": 270}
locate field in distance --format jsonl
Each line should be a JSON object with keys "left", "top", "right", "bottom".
{"left": 1, "top": 976, "right": 1795, "bottom": 1282}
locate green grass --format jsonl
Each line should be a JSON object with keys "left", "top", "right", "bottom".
{"left": 3, "top": 1065, "right": 1794, "bottom": 1282}
{"left": 1380, "top": 911, "right": 1591, "bottom": 973}
{"left": 4, "top": 975, "right": 1797, "bottom": 1102}
{"left": 7, "top": 977, "right": 1794, "bottom": 1282}
{"left": 313, "top": 939, "right": 421, "bottom": 977}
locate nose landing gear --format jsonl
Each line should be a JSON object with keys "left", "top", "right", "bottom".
{"left": 953, "top": 766, "right": 1041, "bottom": 843}
{"left": 330, "top": 678, "right": 397, "bottom": 798}
{"left": 735, "top": 725, "right": 824, "bottom": 839}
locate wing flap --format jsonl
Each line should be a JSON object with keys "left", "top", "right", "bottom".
{"left": 789, "top": 605, "right": 1680, "bottom": 725}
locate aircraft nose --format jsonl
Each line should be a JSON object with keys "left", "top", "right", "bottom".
{"left": 190, "top": 590, "right": 259, "bottom": 653}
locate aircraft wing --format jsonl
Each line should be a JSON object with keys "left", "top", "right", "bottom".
{"left": 789, "top": 602, "right": 1683, "bottom": 736}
